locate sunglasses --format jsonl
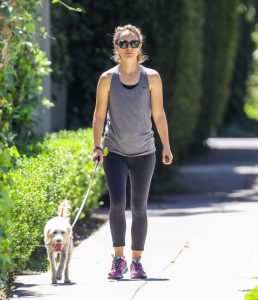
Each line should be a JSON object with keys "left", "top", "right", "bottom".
{"left": 116, "top": 40, "right": 141, "bottom": 49}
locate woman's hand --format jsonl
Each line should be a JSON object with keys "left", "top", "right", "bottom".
{"left": 93, "top": 149, "right": 104, "bottom": 163}
{"left": 162, "top": 147, "right": 173, "bottom": 165}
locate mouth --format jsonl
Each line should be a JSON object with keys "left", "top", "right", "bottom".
{"left": 55, "top": 243, "right": 63, "bottom": 252}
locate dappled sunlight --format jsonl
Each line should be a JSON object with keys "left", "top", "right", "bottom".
{"left": 233, "top": 165, "right": 258, "bottom": 174}
{"left": 206, "top": 138, "right": 258, "bottom": 149}
{"left": 149, "top": 138, "right": 258, "bottom": 219}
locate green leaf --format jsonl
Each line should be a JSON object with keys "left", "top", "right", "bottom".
{"left": 10, "top": 146, "right": 20, "bottom": 159}
{"left": 5, "top": 73, "right": 14, "bottom": 87}
{"left": 42, "top": 97, "right": 54, "bottom": 108}
{"left": 24, "top": 23, "right": 35, "bottom": 34}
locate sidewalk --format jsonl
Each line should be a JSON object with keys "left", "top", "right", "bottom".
{"left": 10, "top": 138, "right": 258, "bottom": 300}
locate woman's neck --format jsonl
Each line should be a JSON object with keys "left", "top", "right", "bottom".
{"left": 119, "top": 61, "right": 140, "bottom": 75}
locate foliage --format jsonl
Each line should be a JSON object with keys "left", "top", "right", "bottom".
{"left": 0, "top": 145, "right": 19, "bottom": 289}
{"left": 139, "top": 0, "right": 204, "bottom": 192}
{"left": 51, "top": 0, "right": 82, "bottom": 12}
{"left": 193, "top": 0, "right": 239, "bottom": 146}
{"left": 0, "top": 0, "right": 52, "bottom": 278}
{"left": 221, "top": 0, "right": 258, "bottom": 136}
{"left": 152, "top": 0, "right": 203, "bottom": 157}
{"left": 0, "top": 0, "right": 52, "bottom": 145}
{"left": 7, "top": 128, "right": 106, "bottom": 273}
{"left": 245, "top": 34, "right": 258, "bottom": 121}
{"left": 245, "top": 285, "right": 258, "bottom": 300}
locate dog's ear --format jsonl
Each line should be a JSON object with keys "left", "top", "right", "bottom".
{"left": 46, "top": 228, "right": 52, "bottom": 236}
{"left": 44, "top": 228, "right": 52, "bottom": 244}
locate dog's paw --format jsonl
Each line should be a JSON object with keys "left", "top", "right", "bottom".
{"left": 51, "top": 279, "right": 57, "bottom": 284}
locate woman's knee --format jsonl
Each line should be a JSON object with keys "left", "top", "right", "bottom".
{"left": 131, "top": 203, "right": 147, "bottom": 218}
{"left": 110, "top": 197, "right": 126, "bottom": 211}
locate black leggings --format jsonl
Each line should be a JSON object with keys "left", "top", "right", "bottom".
{"left": 103, "top": 151, "right": 156, "bottom": 251}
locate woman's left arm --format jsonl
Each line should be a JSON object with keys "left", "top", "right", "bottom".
{"left": 148, "top": 71, "right": 173, "bottom": 165}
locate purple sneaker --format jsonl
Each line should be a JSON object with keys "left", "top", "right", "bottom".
{"left": 130, "top": 259, "right": 147, "bottom": 279}
{"left": 108, "top": 255, "right": 128, "bottom": 279}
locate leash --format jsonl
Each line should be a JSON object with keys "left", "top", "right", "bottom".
{"left": 71, "top": 156, "right": 100, "bottom": 228}
{"left": 32, "top": 156, "right": 101, "bottom": 249}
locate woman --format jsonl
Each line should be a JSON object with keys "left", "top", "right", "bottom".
{"left": 92, "top": 24, "right": 173, "bottom": 279}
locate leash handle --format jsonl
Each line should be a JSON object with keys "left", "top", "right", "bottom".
{"left": 93, "top": 155, "right": 100, "bottom": 164}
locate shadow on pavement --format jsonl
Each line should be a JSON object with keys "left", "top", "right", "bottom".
{"left": 183, "top": 148, "right": 258, "bottom": 166}
{"left": 12, "top": 282, "right": 76, "bottom": 298}
{"left": 109, "top": 278, "right": 170, "bottom": 282}
{"left": 13, "top": 290, "right": 50, "bottom": 298}
{"left": 147, "top": 140, "right": 258, "bottom": 217}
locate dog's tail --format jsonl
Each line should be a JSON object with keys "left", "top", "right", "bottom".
{"left": 58, "top": 200, "right": 71, "bottom": 221}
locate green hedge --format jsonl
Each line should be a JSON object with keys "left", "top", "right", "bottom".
{"left": 7, "top": 128, "right": 106, "bottom": 273}
{"left": 193, "top": 0, "right": 239, "bottom": 146}
{"left": 152, "top": 0, "right": 203, "bottom": 157}
{"left": 0, "top": 146, "right": 19, "bottom": 289}
{"left": 221, "top": 1, "right": 258, "bottom": 136}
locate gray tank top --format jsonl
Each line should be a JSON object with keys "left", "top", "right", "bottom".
{"left": 103, "top": 65, "right": 156, "bottom": 157}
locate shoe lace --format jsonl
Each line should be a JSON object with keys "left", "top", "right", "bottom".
{"left": 111, "top": 258, "right": 122, "bottom": 270}
{"left": 133, "top": 260, "right": 143, "bottom": 271}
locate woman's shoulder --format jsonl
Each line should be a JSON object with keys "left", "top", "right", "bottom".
{"left": 98, "top": 66, "right": 118, "bottom": 89}
{"left": 142, "top": 66, "right": 160, "bottom": 80}
{"left": 100, "top": 66, "right": 118, "bottom": 80}
{"left": 141, "top": 66, "right": 161, "bottom": 86}
{"left": 141, "top": 65, "right": 158, "bottom": 75}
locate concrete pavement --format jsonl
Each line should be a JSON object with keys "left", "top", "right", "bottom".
{"left": 10, "top": 138, "right": 258, "bottom": 300}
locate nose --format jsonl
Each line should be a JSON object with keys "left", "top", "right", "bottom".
{"left": 56, "top": 239, "right": 62, "bottom": 243}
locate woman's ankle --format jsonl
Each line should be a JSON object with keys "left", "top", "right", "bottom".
{"left": 114, "top": 246, "right": 124, "bottom": 257}
{"left": 132, "top": 250, "right": 142, "bottom": 260}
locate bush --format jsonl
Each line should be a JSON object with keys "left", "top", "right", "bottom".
{"left": 221, "top": 1, "right": 258, "bottom": 131}
{"left": 7, "top": 128, "right": 106, "bottom": 273}
{"left": 245, "top": 285, "right": 258, "bottom": 300}
{"left": 221, "top": 1, "right": 258, "bottom": 137}
{"left": 0, "top": 146, "right": 19, "bottom": 289}
{"left": 0, "top": 0, "right": 52, "bottom": 145}
{"left": 193, "top": 0, "right": 239, "bottom": 146}
{"left": 153, "top": 0, "right": 203, "bottom": 157}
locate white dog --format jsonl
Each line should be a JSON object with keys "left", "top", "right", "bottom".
{"left": 44, "top": 200, "right": 73, "bottom": 284}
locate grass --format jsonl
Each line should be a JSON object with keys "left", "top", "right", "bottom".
{"left": 245, "top": 285, "right": 258, "bottom": 300}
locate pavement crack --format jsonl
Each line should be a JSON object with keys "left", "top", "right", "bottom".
{"left": 129, "top": 241, "right": 190, "bottom": 299}
{"left": 129, "top": 281, "right": 148, "bottom": 300}
{"left": 162, "top": 241, "right": 189, "bottom": 271}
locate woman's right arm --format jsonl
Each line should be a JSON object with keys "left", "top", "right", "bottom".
{"left": 92, "top": 72, "right": 111, "bottom": 162}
